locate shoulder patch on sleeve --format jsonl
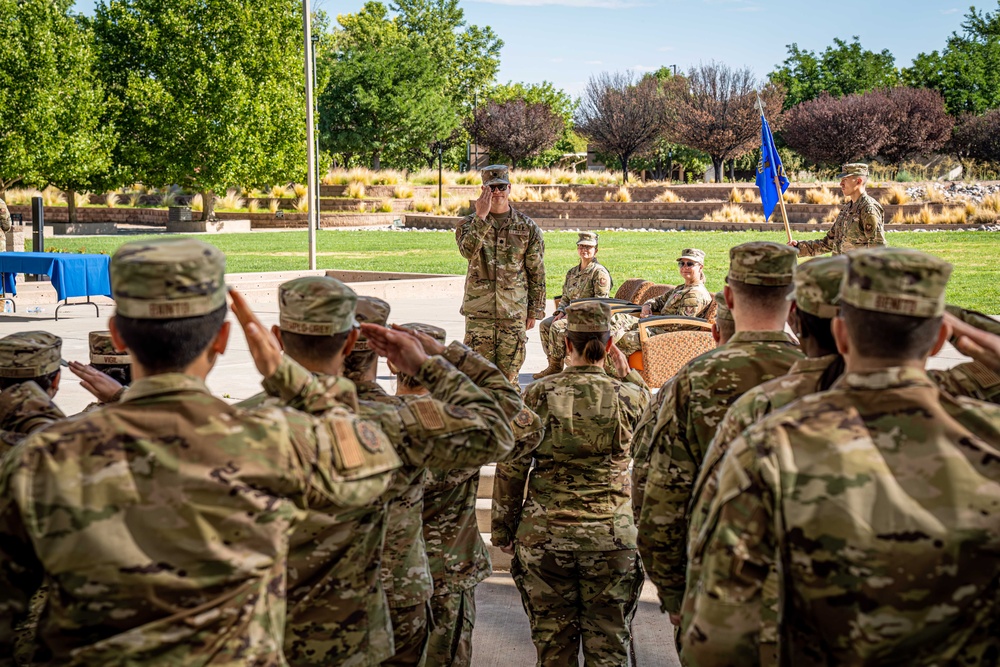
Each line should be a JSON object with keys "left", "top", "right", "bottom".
{"left": 514, "top": 408, "right": 535, "bottom": 428}
{"left": 355, "top": 421, "right": 384, "bottom": 453}
{"left": 412, "top": 399, "right": 446, "bottom": 430}
{"left": 444, "top": 404, "right": 475, "bottom": 420}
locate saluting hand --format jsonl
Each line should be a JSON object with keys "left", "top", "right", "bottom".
{"left": 229, "top": 288, "right": 283, "bottom": 378}
{"left": 946, "top": 312, "right": 1000, "bottom": 373}
{"left": 393, "top": 324, "right": 446, "bottom": 356}
{"left": 475, "top": 185, "right": 492, "bottom": 220}
{"left": 608, "top": 342, "right": 630, "bottom": 378}
{"left": 361, "top": 323, "right": 429, "bottom": 376}
{"left": 69, "top": 361, "right": 123, "bottom": 403}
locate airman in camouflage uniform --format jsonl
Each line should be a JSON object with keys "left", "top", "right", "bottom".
{"left": 683, "top": 247, "right": 1000, "bottom": 666}
{"left": 534, "top": 231, "right": 612, "bottom": 379}
{"left": 928, "top": 305, "right": 1000, "bottom": 404}
{"left": 792, "top": 163, "right": 885, "bottom": 256}
{"left": 341, "top": 297, "right": 521, "bottom": 666}
{"left": 405, "top": 323, "right": 545, "bottom": 667}
{"left": 636, "top": 242, "right": 803, "bottom": 618}
{"left": 239, "top": 284, "right": 519, "bottom": 667}
{"left": 0, "top": 198, "right": 11, "bottom": 234}
{"left": 493, "top": 301, "right": 651, "bottom": 665}
{"left": 683, "top": 255, "right": 847, "bottom": 664}
{"left": 0, "top": 238, "right": 401, "bottom": 665}
{"left": 614, "top": 248, "right": 713, "bottom": 357}
{"left": 457, "top": 165, "right": 546, "bottom": 382}
{"left": 0, "top": 332, "right": 66, "bottom": 453}
{"left": 73, "top": 331, "right": 132, "bottom": 412}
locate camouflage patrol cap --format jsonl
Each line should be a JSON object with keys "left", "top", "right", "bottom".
{"left": 838, "top": 163, "right": 869, "bottom": 179}
{"left": 566, "top": 300, "right": 611, "bottom": 333}
{"left": 352, "top": 296, "right": 391, "bottom": 351}
{"left": 841, "top": 247, "right": 952, "bottom": 318}
{"left": 677, "top": 248, "right": 706, "bottom": 264}
{"left": 792, "top": 255, "right": 848, "bottom": 318}
{"left": 713, "top": 290, "right": 733, "bottom": 322}
{"left": 111, "top": 238, "right": 226, "bottom": 319}
{"left": 0, "top": 331, "right": 64, "bottom": 378}
{"left": 279, "top": 276, "right": 358, "bottom": 336}
{"left": 400, "top": 322, "right": 447, "bottom": 344}
{"left": 727, "top": 241, "right": 797, "bottom": 286}
{"left": 89, "top": 330, "right": 130, "bottom": 364}
{"left": 481, "top": 164, "right": 510, "bottom": 186}
{"left": 577, "top": 232, "right": 598, "bottom": 247}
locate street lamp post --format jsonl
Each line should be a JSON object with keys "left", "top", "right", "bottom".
{"left": 303, "top": 0, "right": 317, "bottom": 270}
{"left": 312, "top": 34, "right": 321, "bottom": 231}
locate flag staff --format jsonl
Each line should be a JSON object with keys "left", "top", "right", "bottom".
{"left": 757, "top": 94, "right": 793, "bottom": 244}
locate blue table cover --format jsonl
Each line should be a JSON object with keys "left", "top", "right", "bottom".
{"left": 0, "top": 253, "right": 112, "bottom": 301}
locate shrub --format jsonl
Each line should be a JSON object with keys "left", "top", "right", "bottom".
{"left": 924, "top": 185, "right": 947, "bottom": 204}
{"left": 371, "top": 170, "right": 403, "bottom": 185}
{"left": 413, "top": 198, "right": 435, "bottom": 213}
{"left": 393, "top": 185, "right": 414, "bottom": 199}
{"left": 71, "top": 191, "right": 90, "bottom": 207}
{"left": 292, "top": 183, "right": 308, "bottom": 199}
{"left": 508, "top": 184, "right": 527, "bottom": 201}
{"left": 376, "top": 200, "right": 393, "bottom": 213}
{"left": 606, "top": 186, "right": 631, "bottom": 203}
{"left": 270, "top": 184, "right": 290, "bottom": 199}
{"left": 127, "top": 193, "right": 142, "bottom": 208}
{"left": 160, "top": 191, "right": 179, "bottom": 207}
{"left": 4, "top": 188, "right": 41, "bottom": 206}
{"left": 411, "top": 168, "right": 455, "bottom": 186}
{"left": 347, "top": 167, "right": 374, "bottom": 185}
{"left": 355, "top": 201, "right": 367, "bottom": 213}
{"left": 105, "top": 191, "right": 121, "bottom": 208}
{"left": 512, "top": 169, "right": 555, "bottom": 185}
{"left": 322, "top": 169, "right": 351, "bottom": 186}
{"left": 190, "top": 194, "right": 204, "bottom": 212}
{"left": 217, "top": 190, "right": 245, "bottom": 211}
{"left": 653, "top": 189, "right": 681, "bottom": 203}
{"left": 540, "top": 188, "right": 562, "bottom": 202}
{"left": 347, "top": 182, "right": 366, "bottom": 199}
{"left": 823, "top": 207, "right": 840, "bottom": 223}
{"left": 979, "top": 193, "right": 1000, "bottom": 213}
{"left": 564, "top": 189, "right": 580, "bottom": 202}
{"left": 248, "top": 200, "right": 261, "bottom": 214}
{"left": 880, "top": 185, "right": 911, "bottom": 206}
{"left": 455, "top": 171, "right": 481, "bottom": 185}
{"left": 294, "top": 197, "right": 309, "bottom": 212}
{"left": 804, "top": 186, "right": 839, "bottom": 205}
{"left": 42, "top": 187, "right": 66, "bottom": 207}
{"left": 524, "top": 187, "right": 543, "bottom": 202}
{"left": 782, "top": 190, "right": 802, "bottom": 204}
{"left": 268, "top": 198, "right": 280, "bottom": 214}
{"left": 727, "top": 187, "right": 744, "bottom": 203}
{"left": 702, "top": 204, "right": 766, "bottom": 222}
{"left": 553, "top": 169, "right": 577, "bottom": 185}
{"left": 895, "top": 170, "right": 916, "bottom": 182}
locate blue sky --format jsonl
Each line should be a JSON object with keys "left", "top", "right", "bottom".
{"left": 73, "top": 0, "right": 972, "bottom": 96}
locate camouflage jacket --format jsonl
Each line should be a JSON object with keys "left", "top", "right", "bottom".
{"left": 683, "top": 367, "right": 1000, "bottom": 667}
{"left": 0, "top": 357, "right": 399, "bottom": 667}
{"left": 797, "top": 193, "right": 885, "bottom": 257}
{"left": 0, "top": 382, "right": 65, "bottom": 456}
{"left": 930, "top": 361, "right": 1000, "bottom": 404}
{"left": 629, "top": 378, "right": 674, "bottom": 523}
{"left": 645, "top": 282, "right": 712, "bottom": 318}
{"left": 556, "top": 260, "right": 612, "bottom": 312}
{"left": 456, "top": 206, "right": 546, "bottom": 321}
{"left": 492, "top": 366, "right": 650, "bottom": 551}
{"left": 355, "top": 343, "right": 520, "bottom": 609}
{"left": 423, "top": 407, "right": 544, "bottom": 596}
{"left": 637, "top": 331, "right": 803, "bottom": 613}
{"left": 0, "top": 199, "right": 10, "bottom": 234}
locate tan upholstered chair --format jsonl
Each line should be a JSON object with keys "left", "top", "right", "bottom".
{"left": 614, "top": 279, "right": 652, "bottom": 304}
{"left": 627, "top": 315, "right": 715, "bottom": 388}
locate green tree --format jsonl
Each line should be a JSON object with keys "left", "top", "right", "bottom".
{"left": 0, "top": 0, "right": 115, "bottom": 202}
{"left": 93, "top": 0, "right": 307, "bottom": 220}
{"left": 770, "top": 37, "right": 900, "bottom": 109}
{"left": 320, "top": 2, "right": 457, "bottom": 170}
{"left": 904, "top": 3, "right": 1000, "bottom": 114}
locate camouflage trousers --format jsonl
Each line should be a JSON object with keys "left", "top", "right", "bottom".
{"left": 425, "top": 588, "right": 476, "bottom": 667}
{"left": 464, "top": 318, "right": 526, "bottom": 383}
{"left": 512, "top": 546, "right": 643, "bottom": 667}
{"left": 538, "top": 315, "right": 568, "bottom": 363}
{"left": 285, "top": 583, "right": 394, "bottom": 667}
{"left": 383, "top": 601, "right": 431, "bottom": 667}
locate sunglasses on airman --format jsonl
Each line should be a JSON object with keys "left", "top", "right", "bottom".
{"left": 489, "top": 184, "right": 509, "bottom": 192}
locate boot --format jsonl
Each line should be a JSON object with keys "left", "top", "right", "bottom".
{"left": 532, "top": 358, "right": 563, "bottom": 380}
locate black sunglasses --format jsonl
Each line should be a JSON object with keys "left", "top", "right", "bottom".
{"left": 489, "top": 184, "right": 509, "bottom": 192}
{"left": 677, "top": 261, "right": 697, "bottom": 267}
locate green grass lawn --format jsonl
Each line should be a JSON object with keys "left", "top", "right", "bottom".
{"left": 41, "top": 229, "right": 1000, "bottom": 312}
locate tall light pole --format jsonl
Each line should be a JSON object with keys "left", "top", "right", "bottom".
{"left": 312, "top": 34, "right": 321, "bottom": 231}
{"left": 303, "top": 0, "right": 317, "bottom": 270}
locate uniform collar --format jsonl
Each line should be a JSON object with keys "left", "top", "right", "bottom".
{"left": 561, "top": 365, "right": 608, "bottom": 375}
{"left": 789, "top": 354, "right": 839, "bottom": 375}
{"left": 312, "top": 373, "right": 362, "bottom": 412}
{"left": 833, "top": 366, "right": 936, "bottom": 391}
{"left": 353, "top": 379, "right": 390, "bottom": 401}
{"left": 121, "top": 373, "right": 212, "bottom": 402}
{"left": 728, "top": 331, "right": 798, "bottom": 345}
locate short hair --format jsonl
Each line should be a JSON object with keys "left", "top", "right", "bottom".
{"left": 92, "top": 363, "right": 132, "bottom": 387}
{"left": 715, "top": 318, "right": 735, "bottom": 344}
{"left": 728, "top": 279, "right": 794, "bottom": 313}
{"left": 797, "top": 310, "right": 837, "bottom": 354}
{"left": 344, "top": 350, "right": 377, "bottom": 382}
{"left": 114, "top": 305, "right": 228, "bottom": 374}
{"left": 0, "top": 370, "right": 59, "bottom": 393}
{"left": 840, "top": 303, "right": 942, "bottom": 361}
{"left": 280, "top": 330, "right": 351, "bottom": 366}
{"left": 566, "top": 330, "right": 610, "bottom": 365}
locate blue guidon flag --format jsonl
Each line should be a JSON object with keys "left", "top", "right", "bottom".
{"left": 755, "top": 106, "right": 788, "bottom": 222}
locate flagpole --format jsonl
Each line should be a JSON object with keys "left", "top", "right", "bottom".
{"left": 757, "top": 94, "right": 793, "bottom": 244}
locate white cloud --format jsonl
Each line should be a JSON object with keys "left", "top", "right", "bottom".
{"left": 941, "top": 7, "right": 959, "bottom": 13}
{"left": 468, "top": 0, "right": 644, "bottom": 7}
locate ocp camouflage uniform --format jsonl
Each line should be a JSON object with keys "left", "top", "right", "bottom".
{"left": 683, "top": 255, "right": 848, "bottom": 664}
{"left": 0, "top": 198, "right": 11, "bottom": 234}
{"left": 929, "top": 304, "right": 1000, "bottom": 404}
{"left": 240, "top": 285, "right": 519, "bottom": 667}
{"left": 0, "top": 239, "right": 401, "bottom": 666}
{"left": 423, "top": 406, "right": 544, "bottom": 667}
{"left": 79, "top": 331, "right": 130, "bottom": 413}
{"left": 683, "top": 248, "right": 1000, "bottom": 666}
{"left": 457, "top": 165, "right": 546, "bottom": 382}
{"left": 0, "top": 332, "right": 66, "bottom": 454}
{"left": 796, "top": 164, "right": 885, "bottom": 257}
{"left": 493, "top": 301, "right": 651, "bottom": 666}
{"left": 538, "top": 232, "right": 612, "bottom": 367}
{"left": 637, "top": 242, "right": 803, "bottom": 615}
